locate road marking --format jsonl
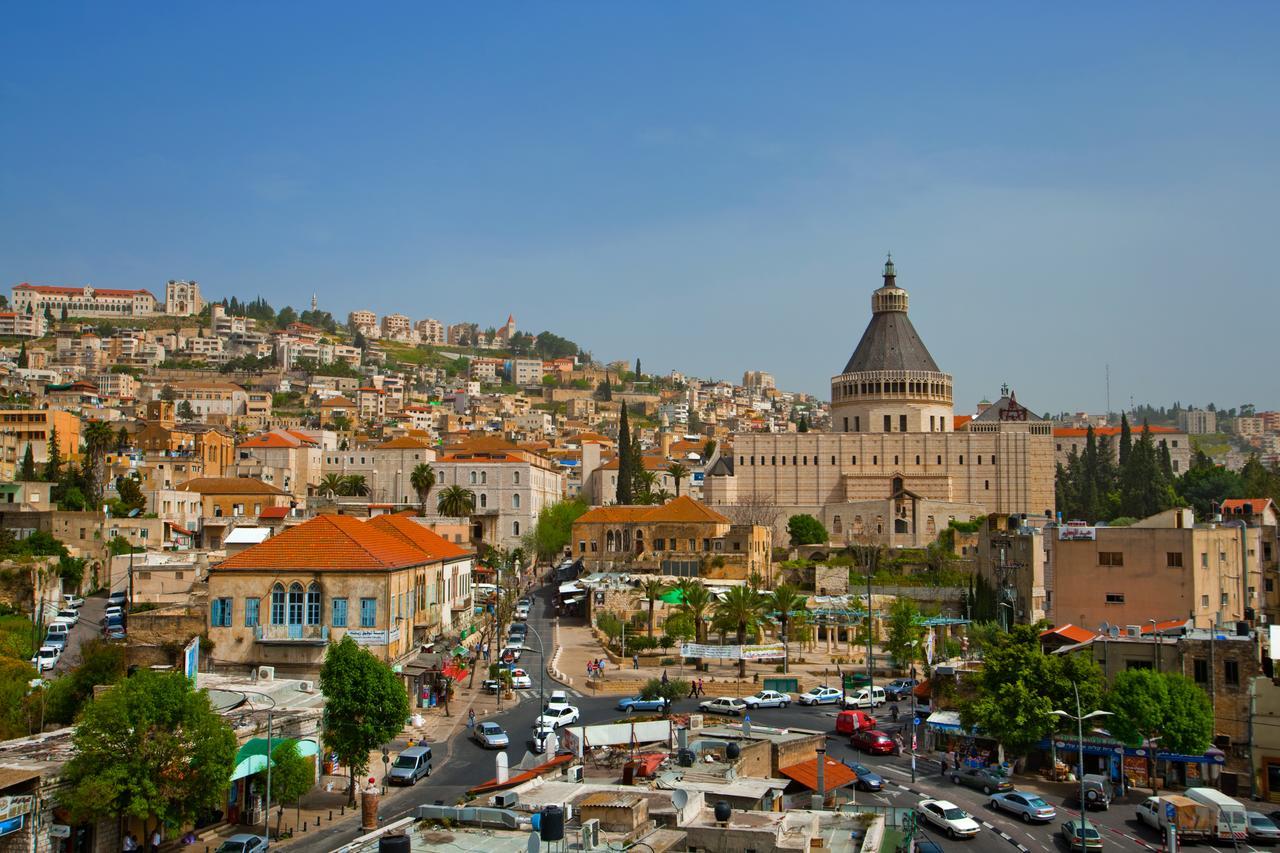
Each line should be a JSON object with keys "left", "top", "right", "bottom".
{"left": 881, "top": 766, "right": 913, "bottom": 778}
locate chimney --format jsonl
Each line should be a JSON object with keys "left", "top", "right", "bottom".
{"left": 811, "top": 747, "right": 826, "bottom": 810}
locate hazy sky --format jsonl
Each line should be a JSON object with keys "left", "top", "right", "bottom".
{"left": 3, "top": 4, "right": 1277, "bottom": 412}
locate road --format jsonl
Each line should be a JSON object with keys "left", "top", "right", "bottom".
{"left": 52, "top": 592, "right": 107, "bottom": 674}
{"left": 288, "top": 584, "right": 1272, "bottom": 853}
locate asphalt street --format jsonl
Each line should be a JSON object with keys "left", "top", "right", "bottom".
{"left": 52, "top": 591, "right": 107, "bottom": 674}
{"left": 289, "top": 585, "right": 1273, "bottom": 853}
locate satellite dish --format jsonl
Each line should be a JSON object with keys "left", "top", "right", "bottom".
{"left": 672, "top": 789, "right": 689, "bottom": 810}
{"left": 128, "top": 508, "right": 141, "bottom": 517}
{"left": 1109, "top": 626, "right": 1121, "bottom": 639}
{"left": 1098, "top": 622, "right": 1110, "bottom": 634}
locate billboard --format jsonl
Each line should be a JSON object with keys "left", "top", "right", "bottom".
{"left": 679, "top": 642, "right": 785, "bottom": 661}
{"left": 1058, "top": 524, "right": 1097, "bottom": 541}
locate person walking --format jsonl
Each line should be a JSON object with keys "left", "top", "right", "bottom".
{"left": 467, "top": 709, "right": 475, "bottom": 730}
{"left": 632, "top": 653, "right": 640, "bottom": 670}
{"left": 123, "top": 834, "right": 137, "bottom": 853}
{"left": 150, "top": 828, "right": 161, "bottom": 853}
{"left": 688, "top": 680, "right": 697, "bottom": 699}
{"left": 940, "top": 754, "right": 949, "bottom": 776}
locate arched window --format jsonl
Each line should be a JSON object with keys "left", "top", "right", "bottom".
{"left": 512, "top": 520, "right": 520, "bottom": 536}
{"left": 513, "top": 471, "right": 521, "bottom": 485}
{"left": 288, "top": 582, "right": 304, "bottom": 626}
{"left": 480, "top": 471, "right": 488, "bottom": 485}
{"left": 512, "top": 494, "right": 520, "bottom": 509}
{"left": 635, "top": 529, "right": 644, "bottom": 552}
{"left": 606, "top": 530, "right": 615, "bottom": 552}
{"left": 479, "top": 493, "right": 488, "bottom": 508}
{"left": 271, "top": 583, "right": 286, "bottom": 625}
{"left": 306, "top": 583, "right": 321, "bottom": 625}
{"left": 469, "top": 471, "right": 477, "bottom": 485}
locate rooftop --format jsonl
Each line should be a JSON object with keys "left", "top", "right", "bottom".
{"left": 214, "top": 514, "right": 454, "bottom": 572}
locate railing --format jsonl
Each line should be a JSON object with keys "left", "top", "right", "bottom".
{"left": 254, "top": 624, "right": 329, "bottom": 643}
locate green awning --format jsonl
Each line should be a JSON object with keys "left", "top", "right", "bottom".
{"left": 452, "top": 645, "right": 469, "bottom": 657}
{"left": 229, "top": 737, "right": 319, "bottom": 781}
{"left": 659, "top": 589, "right": 684, "bottom": 605}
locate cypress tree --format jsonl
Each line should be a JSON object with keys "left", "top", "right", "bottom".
{"left": 17, "top": 341, "right": 28, "bottom": 368}
{"left": 19, "top": 444, "right": 36, "bottom": 482}
{"left": 634, "top": 358, "right": 641, "bottom": 378}
{"left": 1119, "top": 413, "right": 1133, "bottom": 467}
{"left": 1081, "top": 426, "right": 1099, "bottom": 521}
{"left": 616, "top": 404, "right": 633, "bottom": 504}
{"left": 44, "top": 427, "right": 62, "bottom": 482}
{"left": 798, "top": 415, "right": 810, "bottom": 433}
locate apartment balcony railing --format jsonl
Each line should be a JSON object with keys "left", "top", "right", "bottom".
{"left": 254, "top": 624, "right": 330, "bottom": 644}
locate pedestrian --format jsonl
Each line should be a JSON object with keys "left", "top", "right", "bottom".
{"left": 940, "top": 755, "right": 948, "bottom": 775}
{"left": 123, "top": 834, "right": 137, "bottom": 853}
{"left": 467, "top": 709, "right": 475, "bottom": 729}
{"left": 688, "top": 680, "right": 697, "bottom": 698}
{"left": 661, "top": 670, "right": 669, "bottom": 685}
{"left": 150, "top": 828, "right": 161, "bottom": 853}
{"left": 697, "top": 678, "right": 704, "bottom": 697}
{"left": 633, "top": 653, "right": 640, "bottom": 670}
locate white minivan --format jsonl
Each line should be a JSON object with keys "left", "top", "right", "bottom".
{"left": 843, "top": 686, "right": 886, "bottom": 709}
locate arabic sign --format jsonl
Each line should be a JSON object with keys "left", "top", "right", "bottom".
{"left": 1058, "top": 525, "right": 1097, "bottom": 541}
{"left": 346, "top": 627, "right": 400, "bottom": 647}
{"left": 679, "top": 643, "right": 785, "bottom": 661}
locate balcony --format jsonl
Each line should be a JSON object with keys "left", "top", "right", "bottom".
{"left": 254, "top": 624, "right": 330, "bottom": 644}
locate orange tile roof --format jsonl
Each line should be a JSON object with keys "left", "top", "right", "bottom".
{"left": 779, "top": 756, "right": 859, "bottom": 792}
{"left": 953, "top": 415, "right": 973, "bottom": 429}
{"left": 576, "top": 495, "right": 731, "bottom": 526}
{"left": 436, "top": 451, "right": 522, "bottom": 463}
{"left": 1221, "top": 498, "right": 1275, "bottom": 514}
{"left": 1054, "top": 425, "right": 1180, "bottom": 438}
{"left": 321, "top": 396, "right": 356, "bottom": 407}
{"left": 376, "top": 436, "right": 432, "bottom": 449}
{"left": 1141, "top": 618, "right": 1190, "bottom": 634}
{"left": 15, "top": 283, "right": 155, "bottom": 298}
{"left": 1039, "top": 624, "right": 1097, "bottom": 644}
{"left": 240, "top": 431, "right": 305, "bottom": 449}
{"left": 175, "top": 477, "right": 287, "bottom": 495}
{"left": 367, "top": 514, "right": 472, "bottom": 561}
{"left": 215, "top": 514, "right": 433, "bottom": 572}
{"left": 447, "top": 435, "right": 521, "bottom": 453}
{"left": 258, "top": 506, "right": 290, "bottom": 519}
{"left": 284, "top": 430, "right": 320, "bottom": 446}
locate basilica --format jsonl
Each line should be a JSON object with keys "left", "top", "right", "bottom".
{"left": 705, "top": 258, "right": 1056, "bottom": 547}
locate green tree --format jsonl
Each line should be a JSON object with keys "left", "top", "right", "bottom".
{"left": 1119, "top": 422, "right": 1176, "bottom": 519}
{"left": 44, "top": 426, "right": 62, "bottom": 482}
{"left": 45, "top": 639, "right": 126, "bottom": 724}
{"left": 959, "top": 624, "right": 1103, "bottom": 758}
{"left": 666, "top": 462, "right": 690, "bottom": 497}
{"left": 177, "top": 400, "right": 195, "bottom": 421}
{"left": 1105, "top": 669, "right": 1212, "bottom": 791}
{"left": 526, "top": 499, "right": 588, "bottom": 561}
{"left": 318, "top": 473, "right": 345, "bottom": 498}
{"left": 1177, "top": 451, "right": 1244, "bottom": 517}
{"left": 0, "top": 657, "right": 41, "bottom": 739}
{"left": 340, "top": 474, "right": 369, "bottom": 497}
{"left": 409, "top": 463, "right": 436, "bottom": 516}
{"left": 1240, "top": 456, "right": 1280, "bottom": 504}
{"left": 261, "top": 739, "right": 313, "bottom": 834}
{"left": 319, "top": 636, "right": 410, "bottom": 804}
{"left": 159, "top": 384, "right": 176, "bottom": 402}
{"left": 16, "top": 340, "right": 27, "bottom": 368}
{"left": 633, "top": 577, "right": 670, "bottom": 638}
{"left": 114, "top": 475, "right": 147, "bottom": 514}
{"left": 436, "top": 485, "right": 476, "bottom": 518}
{"left": 116, "top": 426, "right": 130, "bottom": 451}
{"left": 766, "top": 583, "right": 805, "bottom": 674}
{"left": 786, "top": 513, "right": 828, "bottom": 545}
{"left": 885, "top": 597, "right": 926, "bottom": 668}
{"left": 61, "top": 671, "right": 237, "bottom": 832}
{"left": 675, "top": 580, "right": 713, "bottom": 668}
{"left": 638, "top": 676, "right": 688, "bottom": 714}
{"left": 798, "top": 415, "right": 809, "bottom": 433}
{"left": 19, "top": 444, "right": 37, "bottom": 482}
{"left": 713, "top": 585, "right": 767, "bottom": 678}
{"left": 661, "top": 611, "right": 696, "bottom": 646}
{"left": 616, "top": 404, "right": 633, "bottom": 504}
{"left": 1119, "top": 413, "right": 1132, "bottom": 467}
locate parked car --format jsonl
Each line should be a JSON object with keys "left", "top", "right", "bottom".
{"left": 46, "top": 622, "right": 70, "bottom": 640}
{"left": 534, "top": 704, "right": 581, "bottom": 729}
{"left": 885, "top": 678, "right": 918, "bottom": 700}
{"left": 742, "top": 689, "right": 791, "bottom": 709}
{"left": 950, "top": 766, "right": 1013, "bottom": 795}
{"left": 33, "top": 646, "right": 60, "bottom": 671}
{"left": 107, "top": 591, "right": 127, "bottom": 607}
{"left": 44, "top": 632, "right": 68, "bottom": 651}
{"left": 848, "top": 763, "right": 883, "bottom": 792}
{"left": 850, "top": 730, "right": 896, "bottom": 755}
{"left": 62, "top": 594, "right": 85, "bottom": 609}
{"left": 508, "top": 668, "right": 532, "bottom": 689}
{"left": 988, "top": 791, "right": 1055, "bottom": 823}
{"left": 530, "top": 724, "right": 557, "bottom": 754}
{"left": 103, "top": 625, "right": 126, "bottom": 641}
{"left": 508, "top": 623, "right": 527, "bottom": 640}
{"left": 1247, "top": 813, "right": 1280, "bottom": 845}
{"left": 699, "top": 696, "right": 748, "bottom": 716}
{"left": 515, "top": 603, "right": 531, "bottom": 621}
{"left": 472, "top": 722, "right": 510, "bottom": 749}
{"left": 104, "top": 606, "right": 125, "bottom": 622}
{"left": 617, "top": 695, "right": 670, "bottom": 713}
{"left": 798, "top": 685, "right": 843, "bottom": 706}
{"left": 56, "top": 609, "right": 79, "bottom": 626}
{"left": 835, "top": 710, "right": 876, "bottom": 735}
{"left": 388, "top": 745, "right": 432, "bottom": 784}
{"left": 499, "top": 646, "right": 522, "bottom": 662}
{"left": 215, "top": 835, "right": 268, "bottom": 853}
{"left": 1060, "top": 819, "right": 1103, "bottom": 850}
{"left": 1068, "top": 774, "right": 1113, "bottom": 810}
{"left": 548, "top": 689, "right": 568, "bottom": 704}
{"left": 919, "top": 799, "right": 981, "bottom": 839}
{"left": 843, "top": 686, "right": 887, "bottom": 709}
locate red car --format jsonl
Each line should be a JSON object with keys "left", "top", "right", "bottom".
{"left": 850, "top": 729, "right": 897, "bottom": 755}
{"left": 836, "top": 710, "right": 876, "bottom": 735}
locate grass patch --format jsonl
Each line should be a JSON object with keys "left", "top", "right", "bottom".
{"left": 0, "top": 614, "right": 36, "bottom": 661}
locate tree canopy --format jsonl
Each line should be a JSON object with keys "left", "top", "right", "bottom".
{"left": 1105, "top": 669, "right": 1213, "bottom": 756}
{"left": 526, "top": 499, "right": 588, "bottom": 561}
{"left": 786, "top": 513, "right": 828, "bottom": 545}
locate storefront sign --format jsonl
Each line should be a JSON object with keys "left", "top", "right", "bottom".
{"left": 50, "top": 825, "right": 71, "bottom": 839}
{"left": 679, "top": 643, "right": 785, "bottom": 661}
{"left": 346, "top": 627, "right": 400, "bottom": 647}
{"left": 1058, "top": 524, "right": 1097, "bottom": 541}
{"left": 0, "top": 816, "right": 24, "bottom": 837}
{"left": 0, "top": 796, "right": 33, "bottom": 821}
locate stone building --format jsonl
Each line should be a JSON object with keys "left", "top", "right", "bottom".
{"left": 11, "top": 283, "right": 158, "bottom": 318}
{"left": 163, "top": 279, "right": 203, "bottom": 315}
{"left": 1053, "top": 424, "right": 1191, "bottom": 475}
{"left": 705, "top": 258, "right": 1056, "bottom": 546}
{"left": 1178, "top": 407, "right": 1217, "bottom": 435}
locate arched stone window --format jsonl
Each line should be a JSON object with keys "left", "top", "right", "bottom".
{"left": 306, "top": 583, "right": 321, "bottom": 626}
{"left": 287, "top": 582, "right": 304, "bottom": 625}
{"left": 271, "top": 583, "right": 286, "bottom": 625}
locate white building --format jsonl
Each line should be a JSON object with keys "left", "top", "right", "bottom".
{"left": 415, "top": 318, "right": 445, "bottom": 345}
{"left": 164, "top": 280, "right": 203, "bottom": 316}
{"left": 12, "top": 283, "right": 158, "bottom": 318}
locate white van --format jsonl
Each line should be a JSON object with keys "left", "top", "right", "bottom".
{"left": 843, "top": 686, "right": 886, "bottom": 709}
{"left": 1185, "top": 786, "right": 1247, "bottom": 841}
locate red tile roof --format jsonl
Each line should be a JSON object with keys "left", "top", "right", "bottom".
{"left": 258, "top": 507, "right": 291, "bottom": 519}
{"left": 240, "top": 431, "right": 305, "bottom": 449}
{"left": 14, "top": 283, "right": 155, "bottom": 298}
{"left": 215, "top": 514, "right": 439, "bottom": 572}
{"left": 953, "top": 415, "right": 973, "bottom": 429}
{"left": 1221, "top": 498, "right": 1275, "bottom": 515}
{"left": 576, "top": 495, "right": 731, "bottom": 525}
{"left": 779, "top": 756, "right": 859, "bottom": 791}
{"left": 175, "top": 477, "right": 287, "bottom": 495}
{"left": 367, "top": 514, "right": 472, "bottom": 561}
{"left": 375, "top": 436, "right": 431, "bottom": 450}
{"left": 1040, "top": 624, "right": 1097, "bottom": 644}
{"left": 1054, "top": 425, "right": 1180, "bottom": 438}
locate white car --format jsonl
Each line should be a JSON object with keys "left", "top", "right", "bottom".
{"left": 515, "top": 604, "right": 530, "bottom": 621}
{"left": 534, "top": 704, "right": 581, "bottom": 729}
{"left": 56, "top": 609, "right": 79, "bottom": 626}
{"left": 842, "top": 686, "right": 886, "bottom": 709}
{"left": 699, "top": 696, "right": 748, "bottom": 716}
{"left": 918, "top": 799, "right": 981, "bottom": 839}
{"left": 798, "top": 685, "right": 843, "bottom": 706}
{"left": 33, "top": 646, "right": 60, "bottom": 671}
{"left": 63, "top": 594, "right": 85, "bottom": 609}
{"left": 742, "top": 689, "right": 791, "bottom": 709}
{"left": 508, "top": 668, "right": 532, "bottom": 689}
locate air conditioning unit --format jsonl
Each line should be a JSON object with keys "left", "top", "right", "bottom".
{"left": 567, "top": 765, "right": 584, "bottom": 783}
{"left": 297, "top": 680, "right": 314, "bottom": 693}
{"left": 1124, "top": 625, "right": 1142, "bottom": 638}
{"left": 580, "top": 819, "right": 600, "bottom": 850}
{"left": 490, "top": 791, "right": 518, "bottom": 809}
{"left": 256, "top": 665, "right": 275, "bottom": 682}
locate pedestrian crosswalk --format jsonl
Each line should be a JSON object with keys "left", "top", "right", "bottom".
{"left": 517, "top": 688, "right": 583, "bottom": 701}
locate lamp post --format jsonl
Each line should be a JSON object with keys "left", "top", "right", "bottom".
{"left": 519, "top": 623, "right": 548, "bottom": 752}
{"left": 1052, "top": 683, "right": 1113, "bottom": 853}
{"left": 1148, "top": 619, "right": 1160, "bottom": 671}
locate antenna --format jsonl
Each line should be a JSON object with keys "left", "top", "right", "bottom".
{"left": 1105, "top": 363, "right": 1111, "bottom": 422}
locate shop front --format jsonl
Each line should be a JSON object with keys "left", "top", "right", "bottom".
{"left": 225, "top": 737, "right": 320, "bottom": 826}
{"left": 1037, "top": 736, "right": 1226, "bottom": 792}
{"left": 924, "top": 710, "right": 1003, "bottom": 768}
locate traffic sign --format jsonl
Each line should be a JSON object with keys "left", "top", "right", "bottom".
{"left": 1165, "top": 802, "right": 1176, "bottom": 821}
{"left": 913, "top": 717, "right": 921, "bottom": 726}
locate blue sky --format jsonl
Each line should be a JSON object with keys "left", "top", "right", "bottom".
{"left": 3, "top": 4, "right": 1277, "bottom": 412}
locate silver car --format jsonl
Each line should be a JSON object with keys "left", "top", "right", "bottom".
{"left": 1248, "top": 812, "right": 1280, "bottom": 845}
{"left": 472, "top": 721, "right": 510, "bottom": 749}
{"left": 989, "top": 791, "right": 1056, "bottom": 823}
{"left": 215, "top": 836, "right": 267, "bottom": 853}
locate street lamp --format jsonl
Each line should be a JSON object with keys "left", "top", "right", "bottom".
{"left": 518, "top": 623, "right": 548, "bottom": 751}
{"left": 997, "top": 601, "right": 1013, "bottom": 633}
{"left": 1147, "top": 619, "right": 1160, "bottom": 671}
{"left": 1052, "top": 683, "right": 1113, "bottom": 853}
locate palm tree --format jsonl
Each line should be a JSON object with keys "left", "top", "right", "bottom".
{"left": 635, "top": 469, "right": 658, "bottom": 502}
{"left": 676, "top": 580, "right": 713, "bottom": 668}
{"left": 767, "top": 583, "right": 806, "bottom": 674}
{"left": 715, "top": 585, "right": 768, "bottom": 679}
{"left": 633, "top": 577, "right": 670, "bottom": 638}
{"left": 341, "top": 474, "right": 369, "bottom": 497}
{"left": 665, "top": 462, "right": 690, "bottom": 497}
{"left": 409, "top": 463, "right": 436, "bottom": 516}
{"left": 318, "top": 473, "right": 345, "bottom": 498}
{"left": 436, "top": 485, "right": 476, "bottom": 518}
{"left": 651, "top": 489, "right": 674, "bottom": 504}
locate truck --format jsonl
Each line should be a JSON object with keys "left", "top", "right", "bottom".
{"left": 1135, "top": 795, "right": 1215, "bottom": 841}
{"left": 1185, "top": 786, "right": 1248, "bottom": 841}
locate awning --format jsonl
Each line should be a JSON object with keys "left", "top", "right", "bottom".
{"left": 229, "top": 737, "right": 319, "bottom": 781}
{"left": 558, "top": 581, "right": 583, "bottom": 596}
{"left": 926, "top": 710, "right": 964, "bottom": 732}
{"left": 563, "top": 595, "right": 586, "bottom": 604}
{"left": 659, "top": 589, "right": 684, "bottom": 604}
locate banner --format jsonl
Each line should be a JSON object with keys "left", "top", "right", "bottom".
{"left": 679, "top": 643, "right": 785, "bottom": 661}
{"left": 1058, "top": 524, "right": 1096, "bottom": 541}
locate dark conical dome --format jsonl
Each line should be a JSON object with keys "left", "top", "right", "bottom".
{"left": 841, "top": 259, "right": 941, "bottom": 374}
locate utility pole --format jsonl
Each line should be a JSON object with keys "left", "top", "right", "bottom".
{"left": 263, "top": 709, "right": 273, "bottom": 846}
{"left": 910, "top": 665, "right": 918, "bottom": 783}
{"left": 866, "top": 557, "right": 874, "bottom": 694}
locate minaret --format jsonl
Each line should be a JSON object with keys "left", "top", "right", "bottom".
{"left": 311, "top": 293, "right": 318, "bottom": 312}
